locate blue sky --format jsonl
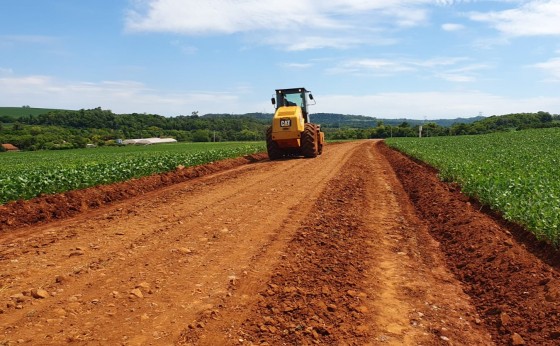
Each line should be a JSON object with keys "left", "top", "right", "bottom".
{"left": 0, "top": 0, "right": 559, "bottom": 119}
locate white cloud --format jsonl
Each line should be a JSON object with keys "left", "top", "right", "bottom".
{"left": 1, "top": 73, "right": 558, "bottom": 118}
{"left": 314, "top": 91, "right": 560, "bottom": 118}
{"left": 1, "top": 75, "right": 53, "bottom": 89}
{"left": 438, "top": 73, "right": 475, "bottom": 82}
{"left": 328, "top": 58, "right": 415, "bottom": 75}
{"left": 124, "top": 0, "right": 452, "bottom": 50}
{"left": 471, "top": 36, "right": 510, "bottom": 49}
{"left": 411, "top": 56, "right": 468, "bottom": 67}
{"left": 532, "top": 57, "right": 560, "bottom": 81}
{"left": 327, "top": 56, "right": 479, "bottom": 81}
{"left": 436, "top": 62, "right": 491, "bottom": 82}
{"left": 441, "top": 23, "right": 465, "bottom": 31}
{"left": 0, "top": 74, "right": 240, "bottom": 115}
{"left": 469, "top": 0, "right": 560, "bottom": 36}
{"left": 264, "top": 34, "right": 372, "bottom": 51}
{"left": 125, "top": 0, "right": 337, "bottom": 34}
{"left": 281, "top": 63, "right": 313, "bottom": 69}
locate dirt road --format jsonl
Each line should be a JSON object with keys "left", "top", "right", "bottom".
{"left": 0, "top": 141, "right": 558, "bottom": 345}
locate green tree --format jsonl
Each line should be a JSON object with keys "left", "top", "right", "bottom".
{"left": 538, "top": 111, "right": 553, "bottom": 123}
{"left": 237, "top": 129, "right": 258, "bottom": 141}
{"left": 192, "top": 129, "right": 210, "bottom": 142}
{"left": 29, "top": 126, "right": 43, "bottom": 136}
{"left": 146, "top": 126, "right": 163, "bottom": 137}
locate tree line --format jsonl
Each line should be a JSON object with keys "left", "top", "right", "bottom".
{"left": 325, "top": 111, "right": 560, "bottom": 139}
{"left": 0, "top": 107, "right": 558, "bottom": 151}
{"left": 0, "top": 108, "right": 268, "bottom": 150}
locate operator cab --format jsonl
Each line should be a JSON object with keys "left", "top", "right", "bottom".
{"left": 271, "top": 87, "right": 314, "bottom": 123}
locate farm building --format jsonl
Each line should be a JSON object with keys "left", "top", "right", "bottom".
{"left": 1, "top": 143, "right": 19, "bottom": 152}
{"left": 122, "top": 138, "right": 177, "bottom": 145}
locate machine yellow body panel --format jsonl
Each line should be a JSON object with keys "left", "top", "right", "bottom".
{"left": 271, "top": 106, "right": 305, "bottom": 148}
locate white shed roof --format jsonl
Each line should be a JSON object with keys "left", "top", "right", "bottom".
{"left": 123, "top": 138, "right": 177, "bottom": 145}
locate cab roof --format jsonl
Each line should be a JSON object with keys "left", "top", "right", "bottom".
{"left": 275, "top": 88, "right": 308, "bottom": 94}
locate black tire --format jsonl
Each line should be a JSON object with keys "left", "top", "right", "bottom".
{"left": 317, "top": 126, "right": 323, "bottom": 155}
{"left": 301, "top": 123, "right": 318, "bottom": 158}
{"left": 266, "top": 126, "right": 283, "bottom": 160}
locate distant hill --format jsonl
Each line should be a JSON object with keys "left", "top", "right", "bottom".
{"left": 311, "top": 114, "right": 486, "bottom": 127}
{"left": 203, "top": 112, "right": 485, "bottom": 128}
{"left": 1, "top": 107, "right": 484, "bottom": 127}
{"left": 0, "top": 107, "right": 67, "bottom": 119}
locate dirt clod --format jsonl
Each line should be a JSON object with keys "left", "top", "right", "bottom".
{"left": 130, "top": 289, "right": 143, "bottom": 299}
{"left": 30, "top": 289, "right": 49, "bottom": 299}
{"left": 512, "top": 332, "right": 525, "bottom": 345}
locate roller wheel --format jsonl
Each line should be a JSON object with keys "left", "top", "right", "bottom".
{"left": 301, "top": 123, "right": 318, "bottom": 158}
{"left": 266, "top": 126, "right": 282, "bottom": 160}
{"left": 317, "top": 127, "right": 323, "bottom": 155}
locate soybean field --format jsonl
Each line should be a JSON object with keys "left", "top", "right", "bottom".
{"left": 386, "top": 128, "right": 560, "bottom": 246}
{"left": 0, "top": 142, "right": 265, "bottom": 204}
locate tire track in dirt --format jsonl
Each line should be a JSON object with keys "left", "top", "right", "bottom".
{"left": 176, "top": 141, "right": 493, "bottom": 345}
{"left": 0, "top": 143, "right": 357, "bottom": 345}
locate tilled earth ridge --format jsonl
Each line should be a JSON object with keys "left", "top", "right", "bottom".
{"left": 0, "top": 140, "right": 557, "bottom": 346}
{"left": 177, "top": 141, "right": 493, "bottom": 345}
{"left": 379, "top": 142, "right": 560, "bottom": 345}
{"left": 0, "top": 153, "right": 268, "bottom": 231}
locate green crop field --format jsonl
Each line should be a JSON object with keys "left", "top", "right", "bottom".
{"left": 0, "top": 142, "right": 265, "bottom": 205}
{"left": 0, "top": 107, "right": 64, "bottom": 119}
{"left": 386, "top": 128, "right": 560, "bottom": 246}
